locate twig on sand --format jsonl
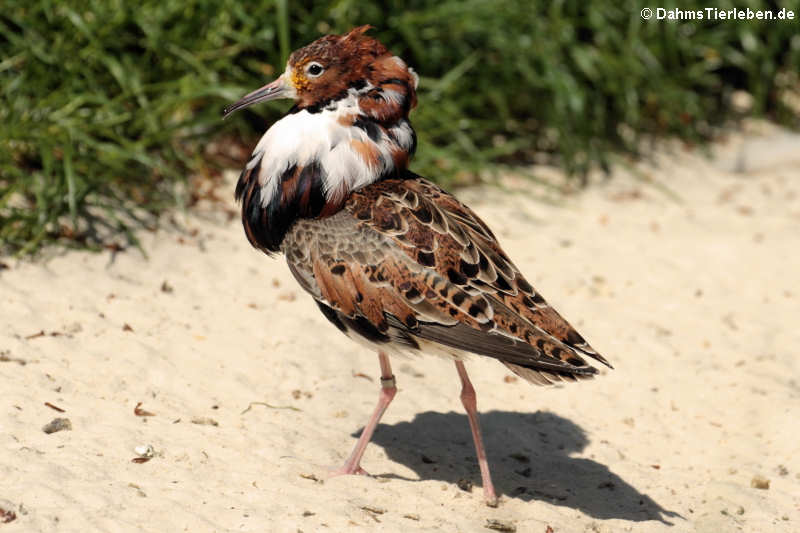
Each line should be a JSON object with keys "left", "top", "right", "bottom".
{"left": 241, "top": 401, "right": 301, "bottom": 414}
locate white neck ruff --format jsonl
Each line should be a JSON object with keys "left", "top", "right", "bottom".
{"left": 247, "top": 88, "right": 415, "bottom": 208}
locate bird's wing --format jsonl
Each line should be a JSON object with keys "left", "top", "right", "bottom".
{"left": 283, "top": 174, "right": 610, "bottom": 384}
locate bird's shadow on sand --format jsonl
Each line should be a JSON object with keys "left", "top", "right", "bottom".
{"left": 355, "top": 410, "right": 682, "bottom": 524}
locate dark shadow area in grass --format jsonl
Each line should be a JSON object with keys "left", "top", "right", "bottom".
{"left": 353, "top": 410, "right": 682, "bottom": 524}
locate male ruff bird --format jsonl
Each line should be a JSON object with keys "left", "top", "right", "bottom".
{"left": 223, "top": 26, "right": 611, "bottom": 507}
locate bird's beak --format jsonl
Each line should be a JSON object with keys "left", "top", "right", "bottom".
{"left": 222, "top": 73, "right": 293, "bottom": 118}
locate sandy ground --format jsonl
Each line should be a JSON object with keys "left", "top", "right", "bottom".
{"left": 1, "top": 122, "right": 799, "bottom": 532}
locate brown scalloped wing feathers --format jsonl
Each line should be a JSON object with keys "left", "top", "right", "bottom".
{"left": 283, "top": 176, "right": 610, "bottom": 384}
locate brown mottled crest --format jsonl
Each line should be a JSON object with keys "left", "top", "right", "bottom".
{"left": 289, "top": 25, "right": 385, "bottom": 67}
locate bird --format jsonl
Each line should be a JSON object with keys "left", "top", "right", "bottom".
{"left": 223, "top": 25, "right": 611, "bottom": 507}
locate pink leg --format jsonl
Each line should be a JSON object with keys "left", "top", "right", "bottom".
{"left": 331, "top": 351, "right": 396, "bottom": 476}
{"left": 455, "top": 360, "right": 499, "bottom": 507}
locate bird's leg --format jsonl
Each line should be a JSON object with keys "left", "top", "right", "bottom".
{"left": 331, "top": 351, "right": 396, "bottom": 476}
{"left": 455, "top": 360, "right": 499, "bottom": 507}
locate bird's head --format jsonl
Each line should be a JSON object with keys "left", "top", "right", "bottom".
{"left": 223, "top": 25, "right": 418, "bottom": 121}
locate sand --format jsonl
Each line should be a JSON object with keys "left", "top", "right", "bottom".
{"left": 1, "top": 121, "right": 799, "bottom": 532}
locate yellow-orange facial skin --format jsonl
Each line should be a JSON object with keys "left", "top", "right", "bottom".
{"left": 289, "top": 62, "right": 312, "bottom": 93}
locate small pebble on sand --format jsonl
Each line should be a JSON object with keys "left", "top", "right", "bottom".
{"left": 42, "top": 417, "right": 72, "bottom": 434}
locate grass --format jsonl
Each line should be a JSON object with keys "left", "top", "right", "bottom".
{"left": 1, "top": 0, "right": 798, "bottom": 255}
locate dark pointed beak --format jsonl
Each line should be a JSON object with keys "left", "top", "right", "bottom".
{"left": 222, "top": 74, "right": 292, "bottom": 118}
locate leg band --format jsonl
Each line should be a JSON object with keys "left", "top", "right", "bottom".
{"left": 380, "top": 374, "right": 396, "bottom": 389}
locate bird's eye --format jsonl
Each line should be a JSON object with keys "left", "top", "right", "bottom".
{"left": 306, "top": 62, "right": 324, "bottom": 77}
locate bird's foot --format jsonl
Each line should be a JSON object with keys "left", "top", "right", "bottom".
{"left": 484, "top": 493, "right": 499, "bottom": 508}
{"left": 327, "top": 464, "right": 371, "bottom": 477}
{"left": 482, "top": 483, "right": 499, "bottom": 507}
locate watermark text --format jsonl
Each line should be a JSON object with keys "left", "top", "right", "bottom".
{"left": 641, "top": 7, "right": 795, "bottom": 21}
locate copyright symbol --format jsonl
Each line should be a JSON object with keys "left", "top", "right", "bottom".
{"left": 641, "top": 7, "right": 652, "bottom": 19}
